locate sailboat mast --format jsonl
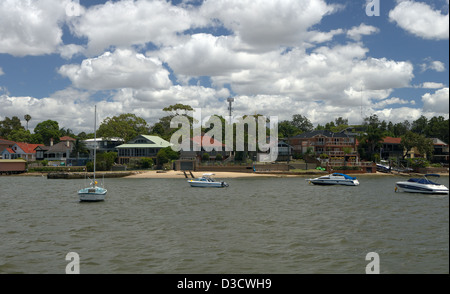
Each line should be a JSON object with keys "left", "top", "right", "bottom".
{"left": 93, "top": 105, "right": 97, "bottom": 185}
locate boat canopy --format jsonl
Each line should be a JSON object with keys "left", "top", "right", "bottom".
{"left": 425, "top": 174, "right": 441, "bottom": 178}
{"left": 331, "top": 173, "right": 357, "bottom": 180}
{"left": 407, "top": 178, "right": 438, "bottom": 185}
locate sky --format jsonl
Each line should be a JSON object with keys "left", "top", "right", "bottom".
{"left": 0, "top": 0, "right": 448, "bottom": 134}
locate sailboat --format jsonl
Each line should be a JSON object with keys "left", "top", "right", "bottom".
{"left": 78, "top": 105, "right": 107, "bottom": 202}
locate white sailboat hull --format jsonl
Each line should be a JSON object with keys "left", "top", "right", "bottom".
{"left": 78, "top": 187, "right": 107, "bottom": 202}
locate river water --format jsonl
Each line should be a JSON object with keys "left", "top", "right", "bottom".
{"left": 0, "top": 174, "right": 448, "bottom": 274}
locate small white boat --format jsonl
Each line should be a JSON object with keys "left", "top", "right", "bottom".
{"left": 307, "top": 173, "right": 359, "bottom": 186}
{"left": 188, "top": 173, "right": 229, "bottom": 188}
{"left": 395, "top": 174, "right": 449, "bottom": 194}
{"left": 78, "top": 105, "right": 107, "bottom": 202}
{"left": 78, "top": 183, "right": 107, "bottom": 202}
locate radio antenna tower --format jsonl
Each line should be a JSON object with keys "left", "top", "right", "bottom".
{"left": 227, "top": 97, "right": 234, "bottom": 120}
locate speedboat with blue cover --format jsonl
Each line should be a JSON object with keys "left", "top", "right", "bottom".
{"left": 395, "top": 174, "right": 449, "bottom": 194}
{"left": 307, "top": 173, "right": 359, "bottom": 186}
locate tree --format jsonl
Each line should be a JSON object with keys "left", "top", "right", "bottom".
{"left": 291, "top": 114, "right": 313, "bottom": 133}
{"left": 411, "top": 115, "right": 428, "bottom": 135}
{"left": 358, "top": 114, "right": 385, "bottom": 160}
{"left": 278, "top": 120, "right": 299, "bottom": 138}
{"left": 33, "top": 120, "right": 61, "bottom": 145}
{"left": 400, "top": 131, "right": 434, "bottom": 159}
{"left": 156, "top": 147, "right": 180, "bottom": 165}
{"left": 70, "top": 139, "right": 89, "bottom": 159}
{"left": 24, "top": 114, "right": 31, "bottom": 131}
{"left": 8, "top": 129, "right": 32, "bottom": 143}
{"left": 0, "top": 116, "right": 24, "bottom": 138}
{"left": 97, "top": 113, "right": 149, "bottom": 142}
{"left": 426, "top": 116, "right": 449, "bottom": 143}
{"left": 151, "top": 104, "right": 195, "bottom": 141}
{"left": 162, "top": 104, "right": 194, "bottom": 116}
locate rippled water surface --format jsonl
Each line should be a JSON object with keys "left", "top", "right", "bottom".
{"left": 0, "top": 175, "right": 448, "bottom": 274}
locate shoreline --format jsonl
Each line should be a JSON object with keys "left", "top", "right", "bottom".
{"left": 9, "top": 170, "right": 449, "bottom": 179}
{"left": 123, "top": 170, "right": 449, "bottom": 179}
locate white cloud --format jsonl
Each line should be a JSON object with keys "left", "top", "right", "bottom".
{"left": 422, "top": 87, "right": 450, "bottom": 115}
{"left": 0, "top": 67, "right": 4, "bottom": 76}
{"left": 389, "top": 1, "right": 449, "bottom": 40}
{"left": 70, "top": 0, "right": 205, "bottom": 56}
{"left": 346, "top": 23, "right": 379, "bottom": 41}
{"left": 58, "top": 49, "right": 172, "bottom": 91}
{"left": 0, "top": 0, "right": 71, "bottom": 56}
{"left": 422, "top": 82, "right": 446, "bottom": 89}
{"left": 420, "top": 60, "right": 446, "bottom": 72}
{"left": 372, "top": 97, "right": 412, "bottom": 109}
{"left": 199, "top": 0, "right": 339, "bottom": 52}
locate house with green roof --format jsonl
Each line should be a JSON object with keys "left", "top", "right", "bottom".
{"left": 116, "top": 135, "right": 172, "bottom": 164}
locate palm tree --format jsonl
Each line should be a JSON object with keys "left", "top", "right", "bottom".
{"left": 24, "top": 114, "right": 31, "bottom": 131}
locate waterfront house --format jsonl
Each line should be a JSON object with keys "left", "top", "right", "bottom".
{"left": 83, "top": 137, "right": 124, "bottom": 153}
{"left": 116, "top": 135, "right": 172, "bottom": 164}
{"left": 35, "top": 137, "right": 75, "bottom": 162}
{"left": 1, "top": 142, "right": 43, "bottom": 161}
{"left": 380, "top": 137, "right": 403, "bottom": 159}
{"left": 288, "top": 130, "right": 358, "bottom": 158}
{"left": 430, "top": 138, "right": 449, "bottom": 164}
{"left": 0, "top": 138, "right": 16, "bottom": 158}
{"left": 381, "top": 136, "right": 449, "bottom": 163}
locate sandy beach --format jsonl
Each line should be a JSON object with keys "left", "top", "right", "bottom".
{"left": 123, "top": 170, "right": 426, "bottom": 179}
{"left": 124, "top": 170, "right": 291, "bottom": 179}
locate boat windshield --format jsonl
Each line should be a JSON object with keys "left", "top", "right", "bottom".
{"left": 331, "top": 173, "right": 356, "bottom": 180}
{"left": 407, "top": 178, "right": 438, "bottom": 185}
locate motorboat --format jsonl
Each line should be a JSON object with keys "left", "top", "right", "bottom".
{"left": 78, "top": 105, "right": 107, "bottom": 201}
{"left": 188, "top": 173, "right": 229, "bottom": 188}
{"left": 307, "top": 173, "right": 360, "bottom": 186}
{"left": 395, "top": 174, "right": 449, "bottom": 194}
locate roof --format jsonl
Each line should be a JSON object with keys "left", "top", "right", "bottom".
{"left": 431, "top": 138, "right": 448, "bottom": 146}
{"left": 60, "top": 136, "right": 76, "bottom": 141}
{"left": 191, "top": 135, "right": 225, "bottom": 147}
{"left": 117, "top": 135, "right": 171, "bottom": 149}
{"left": 46, "top": 141, "right": 73, "bottom": 152}
{"left": 0, "top": 138, "right": 16, "bottom": 145}
{"left": 292, "top": 130, "right": 350, "bottom": 139}
{"left": 382, "top": 137, "right": 402, "bottom": 144}
{"left": 14, "top": 143, "right": 44, "bottom": 154}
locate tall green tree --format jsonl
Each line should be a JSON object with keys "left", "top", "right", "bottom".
{"left": 358, "top": 114, "right": 385, "bottom": 160}
{"left": 24, "top": 114, "right": 31, "bottom": 131}
{"left": 426, "top": 116, "right": 449, "bottom": 143}
{"left": 400, "top": 131, "right": 434, "bottom": 159}
{"left": 0, "top": 116, "right": 24, "bottom": 138}
{"left": 291, "top": 114, "right": 313, "bottom": 133}
{"left": 151, "top": 104, "right": 194, "bottom": 141}
{"left": 97, "top": 113, "right": 149, "bottom": 142}
{"left": 33, "top": 120, "right": 61, "bottom": 145}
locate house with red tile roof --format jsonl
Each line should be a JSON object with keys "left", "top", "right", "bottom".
{"left": 1, "top": 142, "right": 44, "bottom": 161}
{"left": 0, "top": 137, "right": 16, "bottom": 156}
{"left": 179, "top": 134, "right": 229, "bottom": 161}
